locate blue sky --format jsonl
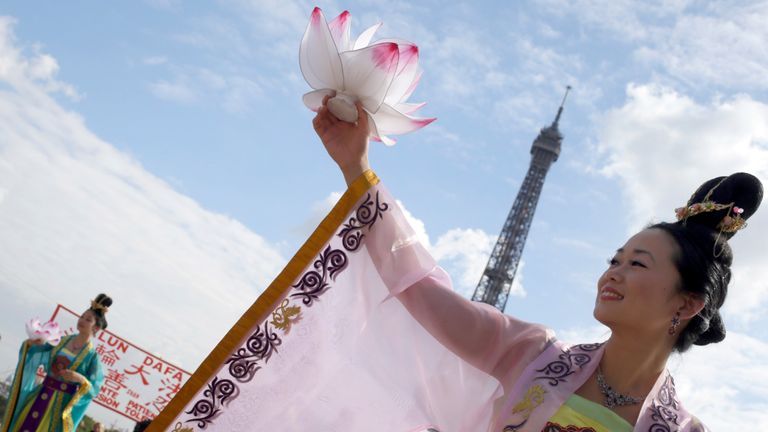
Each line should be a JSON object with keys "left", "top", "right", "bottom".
{"left": 1, "top": 1, "right": 767, "bottom": 429}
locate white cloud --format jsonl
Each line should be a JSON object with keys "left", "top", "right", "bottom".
{"left": 0, "top": 15, "right": 286, "bottom": 390}
{"left": 540, "top": 0, "right": 768, "bottom": 90}
{"left": 142, "top": 55, "right": 168, "bottom": 65}
{"left": 595, "top": 83, "right": 768, "bottom": 324}
{"left": 432, "top": 228, "right": 507, "bottom": 298}
{"left": 220, "top": 0, "right": 314, "bottom": 64}
{"left": 553, "top": 236, "right": 602, "bottom": 254}
{"left": 670, "top": 331, "right": 768, "bottom": 429}
{"left": 393, "top": 199, "right": 523, "bottom": 300}
{"left": 0, "top": 17, "right": 80, "bottom": 100}
{"left": 509, "top": 260, "right": 526, "bottom": 299}
{"left": 144, "top": 0, "right": 182, "bottom": 11}
{"left": 539, "top": 0, "right": 691, "bottom": 41}
{"left": 293, "top": 191, "right": 344, "bottom": 241}
{"left": 220, "top": 75, "right": 264, "bottom": 112}
{"left": 421, "top": 124, "right": 460, "bottom": 144}
{"left": 394, "top": 199, "right": 432, "bottom": 250}
{"left": 229, "top": 0, "right": 311, "bottom": 39}
{"left": 148, "top": 79, "right": 197, "bottom": 103}
{"left": 428, "top": 29, "right": 502, "bottom": 101}
{"left": 555, "top": 324, "right": 610, "bottom": 343}
{"left": 635, "top": 2, "right": 768, "bottom": 90}
{"left": 148, "top": 67, "right": 265, "bottom": 112}
{"left": 172, "top": 16, "right": 254, "bottom": 60}
{"left": 726, "top": 263, "right": 768, "bottom": 324}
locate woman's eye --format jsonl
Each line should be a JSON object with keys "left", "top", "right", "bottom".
{"left": 607, "top": 258, "right": 619, "bottom": 266}
{"left": 631, "top": 260, "right": 647, "bottom": 268}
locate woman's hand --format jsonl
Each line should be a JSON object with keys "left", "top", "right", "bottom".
{"left": 60, "top": 370, "right": 87, "bottom": 385}
{"left": 312, "top": 94, "right": 371, "bottom": 186}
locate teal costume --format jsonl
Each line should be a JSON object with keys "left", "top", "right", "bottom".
{"left": 1, "top": 335, "right": 104, "bottom": 432}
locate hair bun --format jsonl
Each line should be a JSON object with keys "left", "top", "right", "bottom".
{"left": 94, "top": 293, "right": 113, "bottom": 309}
{"left": 683, "top": 172, "right": 763, "bottom": 239}
{"left": 90, "top": 293, "right": 112, "bottom": 331}
{"left": 694, "top": 311, "right": 726, "bottom": 346}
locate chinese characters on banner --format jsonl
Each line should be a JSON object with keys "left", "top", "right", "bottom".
{"left": 50, "top": 305, "right": 191, "bottom": 422}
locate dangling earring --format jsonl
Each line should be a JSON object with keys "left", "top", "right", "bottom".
{"left": 668, "top": 312, "right": 681, "bottom": 335}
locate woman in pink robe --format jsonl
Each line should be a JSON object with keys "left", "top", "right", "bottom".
{"left": 310, "top": 98, "right": 763, "bottom": 431}
{"left": 152, "top": 99, "right": 762, "bottom": 432}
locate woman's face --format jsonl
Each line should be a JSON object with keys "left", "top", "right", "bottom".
{"left": 77, "top": 310, "right": 99, "bottom": 337}
{"left": 594, "top": 228, "right": 684, "bottom": 337}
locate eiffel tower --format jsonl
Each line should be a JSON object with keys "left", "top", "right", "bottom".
{"left": 472, "top": 87, "right": 570, "bottom": 311}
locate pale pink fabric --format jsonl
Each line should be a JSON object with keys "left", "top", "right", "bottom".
{"left": 166, "top": 183, "right": 705, "bottom": 431}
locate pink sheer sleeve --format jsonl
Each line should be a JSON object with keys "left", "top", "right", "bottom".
{"left": 366, "top": 184, "right": 552, "bottom": 381}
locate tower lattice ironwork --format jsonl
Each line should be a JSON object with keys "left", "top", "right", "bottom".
{"left": 472, "top": 87, "right": 570, "bottom": 311}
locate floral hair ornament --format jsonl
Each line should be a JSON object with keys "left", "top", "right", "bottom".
{"left": 674, "top": 178, "right": 747, "bottom": 234}
{"left": 300, "top": 7, "right": 435, "bottom": 145}
{"left": 90, "top": 299, "right": 109, "bottom": 314}
{"left": 675, "top": 176, "right": 749, "bottom": 257}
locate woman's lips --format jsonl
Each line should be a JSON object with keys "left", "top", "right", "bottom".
{"left": 599, "top": 286, "right": 624, "bottom": 301}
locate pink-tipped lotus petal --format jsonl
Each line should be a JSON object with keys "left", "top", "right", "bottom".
{"left": 302, "top": 88, "right": 337, "bottom": 112}
{"left": 392, "top": 45, "right": 421, "bottom": 103}
{"left": 369, "top": 103, "right": 436, "bottom": 136}
{"left": 399, "top": 70, "right": 422, "bottom": 103}
{"left": 375, "top": 41, "right": 420, "bottom": 105}
{"left": 366, "top": 112, "right": 394, "bottom": 145}
{"left": 339, "top": 42, "right": 399, "bottom": 112}
{"left": 25, "top": 318, "right": 62, "bottom": 344}
{"left": 300, "top": 7, "right": 344, "bottom": 90}
{"left": 353, "top": 22, "right": 383, "bottom": 50}
{"left": 366, "top": 110, "right": 397, "bottom": 146}
{"left": 369, "top": 134, "right": 397, "bottom": 146}
{"left": 366, "top": 111, "right": 380, "bottom": 136}
{"left": 379, "top": 135, "right": 397, "bottom": 146}
{"left": 328, "top": 11, "right": 352, "bottom": 52}
{"left": 25, "top": 318, "right": 40, "bottom": 337}
{"left": 42, "top": 321, "right": 60, "bottom": 333}
{"left": 395, "top": 101, "right": 427, "bottom": 114}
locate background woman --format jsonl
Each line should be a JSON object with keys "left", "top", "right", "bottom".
{"left": 312, "top": 98, "right": 762, "bottom": 431}
{"left": 1, "top": 294, "right": 112, "bottom": 432}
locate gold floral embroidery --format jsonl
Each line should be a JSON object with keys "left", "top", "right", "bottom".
{"left": 511, "top": 384, "right": 547, "bottom": 417}
{"left": 172, "top": 422, "right": 195, "bottom": 432}
{"left": 270, "top": 299, "right": 302, "bottom": 333}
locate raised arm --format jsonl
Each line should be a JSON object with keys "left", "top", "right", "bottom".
{"left": 312, "top": 101, "right": 551, "bottom": 378}
{"left": 312, "top": 93, "right": 370, "bottom": 187}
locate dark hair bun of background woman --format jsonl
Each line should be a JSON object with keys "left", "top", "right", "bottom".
{"left": 684, "top": 172, "right": 763, "bottom": 239}
{"left": 94, "top": 293, "right": 113, "bottom": 308}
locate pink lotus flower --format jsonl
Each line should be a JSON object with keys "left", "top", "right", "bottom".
{"left": 25, "top": 318, "right": 62, "bottom": 345}
{"left": 300, "top": 7, "right": 435, "bottom": 145}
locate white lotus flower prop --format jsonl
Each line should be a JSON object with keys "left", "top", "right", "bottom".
{"left": 25, "top": 318, "right": 62, "bottom": 345}
{"left": 300, "top": 7, "right": 435, "bottom": 145}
